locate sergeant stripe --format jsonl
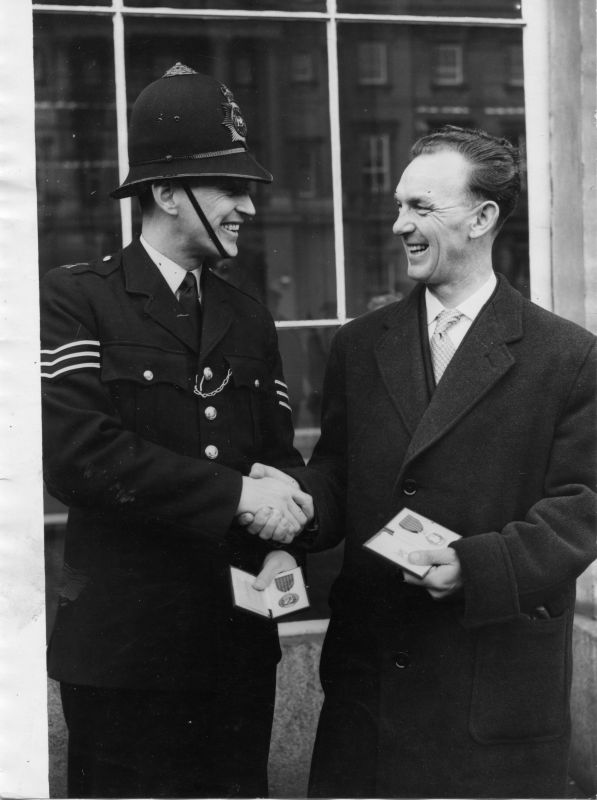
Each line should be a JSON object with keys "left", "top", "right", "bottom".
{"left": 41, "top": 362, "right": 100, "bottom": 379}
{"left": 41, "top": 339, "right": 100, "bottom": 355}
{"left": 278, "top": 401, "right": 292, "bottom": 412}
{"left": 276, "top": 389, "right": 290, "bottom": 401}
{"left": 41, "top": 350, "right": 101, "bottom": 368}
{"left": 275, "top": 379, "right": 288, "bottom": 390}
{"left": 41, "top": 340, "right": 101, "bottom": 379}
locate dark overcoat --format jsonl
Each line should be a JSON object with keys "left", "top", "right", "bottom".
{"left": 294, "top": 276, "right": 596, "bottom": 798}
{"left": 41, "top": 239, "right": 304, "bottom": 692}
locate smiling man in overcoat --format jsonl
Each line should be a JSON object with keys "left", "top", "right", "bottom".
{"left": 247, "top": 126, "right": 596, "bottom": 798}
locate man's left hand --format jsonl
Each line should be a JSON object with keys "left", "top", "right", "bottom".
{"left": 252, "top": 550, "right": 298, "bottom": 591}
{"left": 402, "top": 547, "right": 462, "bottom": 600}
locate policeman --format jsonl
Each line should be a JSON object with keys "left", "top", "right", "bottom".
{"left": 41, "top": 64, "right": 313, "bottom": 798}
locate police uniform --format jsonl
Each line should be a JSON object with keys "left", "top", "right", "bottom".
{"left": 41, "top": 65, "right": 303, "bottom": 798}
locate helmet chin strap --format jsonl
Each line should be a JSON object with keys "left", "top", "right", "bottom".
{"left": 181, "top": 180, "right": 229, "bottom": 259}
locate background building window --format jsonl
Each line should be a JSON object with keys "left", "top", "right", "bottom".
{"left": 433, "top": 43, "right": 464, "bottom": 86}
{"left": 507, "top": 43, "right": 524, "bottom": 86}
{"left": 357, "top": 42, "right": 388, "bottom": 85}
{"left": 291, "top": 52, "right": 316, "bottom": 83}
{"left": 361, "top": 134, "right": 391, "bottom": 195}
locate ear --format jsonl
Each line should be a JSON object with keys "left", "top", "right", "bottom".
{"left": 151, "top": 181, "right": 178, "bottom": 216}
{"left": 469, "top": 201, "right": 500, "bottom": 239}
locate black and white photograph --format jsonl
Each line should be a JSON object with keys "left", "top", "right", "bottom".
{"left": 1, "top": 1, "right": 595, "bottom": 798}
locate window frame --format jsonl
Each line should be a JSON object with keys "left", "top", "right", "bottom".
{"left": 30, "top": 1, "right": 547, "bottom": 316}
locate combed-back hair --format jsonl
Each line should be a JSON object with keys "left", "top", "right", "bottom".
{"left": 411, "top": 125, "right": 521, "bottom": 230}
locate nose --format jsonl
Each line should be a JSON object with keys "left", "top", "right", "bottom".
{"left": 237, "top": 193, "right": 256, "bottom": 217}
{"left": 392, "top": 208, "right": 416, "bottom": 237}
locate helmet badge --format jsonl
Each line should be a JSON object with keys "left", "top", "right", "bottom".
{"left": 221, "top": 85, "right": 248, "bottom": 145}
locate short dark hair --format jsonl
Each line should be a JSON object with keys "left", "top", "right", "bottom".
{"left": 411, "top": 125, "right": 521, "bottom": 229}
{"left": 137, "top": 184, "right": 155, "bottom": 214}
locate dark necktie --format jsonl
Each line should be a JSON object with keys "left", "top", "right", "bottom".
{"left": 177, "top": 271, "right": 201, "bottom": 345}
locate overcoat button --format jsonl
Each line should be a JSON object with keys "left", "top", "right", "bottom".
{"left": 402, "top": 478, "right": 417, "bottom": 496}
{"left": 394, "top": 652, "right": 410, "bottom": 669}
{"left": 102, "top": 254, "right": 112, "bottom": 262}
{"left": 205, "top": 445, "right": 219, "bottom": 459}
{"left": 205, "top": 406, "right": 217, "bottom": 421}
{"left": 143, "top": 370, "right": 154, "bottom": 381}
{"left": 254, "top": 379, "right": 260, "bottom": 388}
{"left": 203, "top": 367, "right": 213, "bottom": 381}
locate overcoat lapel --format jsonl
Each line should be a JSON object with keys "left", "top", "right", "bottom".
{"left": 122, "top": 240, "right": 200, "bottom": 352}
{"left": 403, "top": 277, "right": 523, "bottom": 465}
{"left": 374, "top": 286, "right": 430, "bottom": 438}
{"left": 374, "top": 277, "right": 524, "bottom": 466}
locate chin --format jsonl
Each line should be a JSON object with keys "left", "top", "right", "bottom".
{"left": 407, "top": 265, "right": 430, "bottom": 282}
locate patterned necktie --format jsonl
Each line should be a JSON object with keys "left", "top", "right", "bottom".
{"left": 177, "top": 271, "right": 201, "bottom": 344}
{"left": 430, "top": 308, "right": 463, "bottom": 384}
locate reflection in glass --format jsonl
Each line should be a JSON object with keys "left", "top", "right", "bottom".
{"left": 338, "top": 0, "right": 522, "bottom": 17}
{"left": 34, "top": 15, "right": 121, "bottom": 275}
{"left": 338, "top": 23, "right": 528, "bottom": 316}
{"left": 125, "top": 17, "right": 336, "bottom": 322}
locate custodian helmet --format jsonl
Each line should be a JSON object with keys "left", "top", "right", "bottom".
{"left": 111, "top": 63, "right": 272, "bottom": 199}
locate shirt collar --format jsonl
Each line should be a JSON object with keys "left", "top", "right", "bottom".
{"left": 140, "top": 234, "right": 202, "bottom": 296}
{"left": 425, "top": 272, "right": 497, "bottom": 327}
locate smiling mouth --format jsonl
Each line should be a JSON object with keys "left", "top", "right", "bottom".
{"left": 221, "top": 223, "right": 240, "bottom": 235}
{"left": 406, "top": 243, "right": 429, "bottom": 256}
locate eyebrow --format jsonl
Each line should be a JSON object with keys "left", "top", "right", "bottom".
{"left": 394, "top": 193, "right": 432, "bottom": 207}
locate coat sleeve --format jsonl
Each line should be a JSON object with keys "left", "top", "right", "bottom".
{"left": 41, "top": 266, "right": 243, "bottom": 541}
{"left": 452, "top": 339, "right": 597, "bottom": 628}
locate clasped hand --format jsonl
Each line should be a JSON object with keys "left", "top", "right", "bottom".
{"left": 236, "top": 464, "right": 314, "bottom": 544}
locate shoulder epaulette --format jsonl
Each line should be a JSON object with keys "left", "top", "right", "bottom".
{"left": 62, "top": 253, "right": 121, "bottom": 276}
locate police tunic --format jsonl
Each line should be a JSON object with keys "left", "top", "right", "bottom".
{"left": 41, "top": 239, "right": 304, "bottom": 692}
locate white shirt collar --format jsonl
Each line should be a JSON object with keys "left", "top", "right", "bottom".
{"left": 425, "top": 272, "right": 497, "bottom": 327}
{"left": 140, "top": 234, "right": 202, "bottom": 297}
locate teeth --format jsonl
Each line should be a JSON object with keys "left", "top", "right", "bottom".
{"left": 222, "top": 224, "right": 239, "bottom": 232}
{"left": 408, "top": 244, "right": 427, "bottom": 253}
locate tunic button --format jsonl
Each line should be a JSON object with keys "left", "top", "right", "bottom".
{"left": 102, "top": 254, "right": 112, "bottom": 262}
{"left": 143, "top": 370, "right": 154, "bottom": 381}
{"left": 204, "top": 406, "right": 217, "bottom": 421}
{"left": 203, "top": 367, "right": 213, "bottom": 381}
{"left": 254, "top": 379, "right": 260, "bottom": 388}
{"left": 402, "top": 478, "right": 417, "bottom": 496}
{"left": 394, "top": 652, "right": 410, "bottom": 669}
{"left": 205, "top": 445, "right": 219, "bottom": 459}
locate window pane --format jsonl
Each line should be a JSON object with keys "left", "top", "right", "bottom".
{"left": 34, "top": 15, "right": 122, "bottom": 275}
{"left": 124, "top": 0, "right": 325, "bottom": 9}
{"left": 338, "top": 0, "right": 522, "bottom": 17}
{"left": 277, "top": 326, "right": 338, "bottom": 439}
{"left": 125, "top": 17, "right": 336, "bottom": 321}
{"left": 339, "top": 23, "right": 528, "bottom": 317}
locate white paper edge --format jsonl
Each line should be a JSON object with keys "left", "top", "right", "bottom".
{"left": 0, "top": 3, "right": 49, "bottom": 797}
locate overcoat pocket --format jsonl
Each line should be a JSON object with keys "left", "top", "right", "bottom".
{"left": 469, "top": 611, "right": 570, "bottom": 744}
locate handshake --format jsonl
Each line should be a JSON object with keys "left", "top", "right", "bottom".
{"left": 236, "top": 463, "right": 314, "bottom": 545}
